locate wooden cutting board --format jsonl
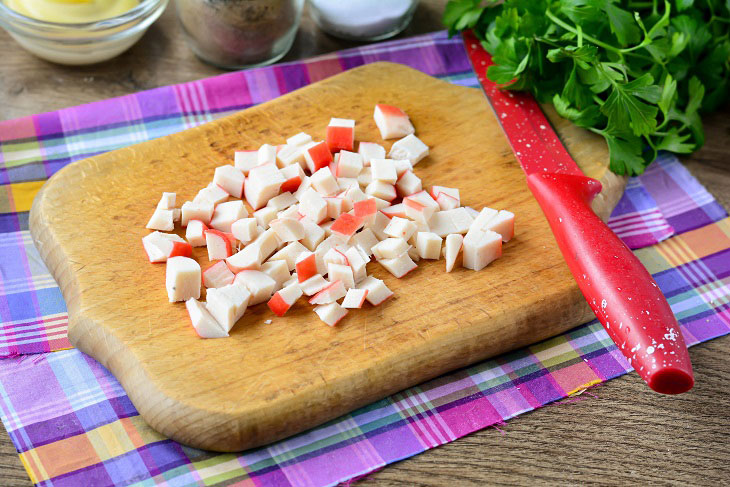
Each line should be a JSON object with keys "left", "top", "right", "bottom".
{"left": 30, "top": 62, "right": 626, "bottom": 452}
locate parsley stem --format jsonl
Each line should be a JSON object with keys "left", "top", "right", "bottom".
{"left": 545, "top": 10, "right": 622, "bottom": 55}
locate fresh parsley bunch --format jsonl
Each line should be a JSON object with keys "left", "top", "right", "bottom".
{"left": 444, "top": 0, "right": 730, "bottom": 175}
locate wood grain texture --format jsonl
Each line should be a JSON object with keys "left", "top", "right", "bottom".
{"left": 29, "top": 62, "right": 619, "bottom": 452}
{"left": 2, "top": 1, "right": 729, "bottom": 484}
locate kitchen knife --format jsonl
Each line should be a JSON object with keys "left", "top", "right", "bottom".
{"left": 462, "top": 30, "right": 694, "bottom": 394}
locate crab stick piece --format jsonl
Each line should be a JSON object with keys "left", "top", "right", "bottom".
{"left": 373, "top": 104, "right": 414, "bottom": 140}
{"left": 388, "top": 134, "right": 429, "bottom": 165}
{"left": 357, "top": 167, "right": 373, "bottom": 187}
{"left": 287, "top": 132, "right": 313, "bottom": 147}
{"left": 185, "top": 219, "right": 208, "bottom": 247}
{"left": 330, "top": 213, "right": 364, "bottom": 242}
{"left": 358, "top": 141, "right": 386, "bottom": 166}
{"left": 270, "top": 217, "right": 305, "bottom": 242}
{"left": 231, "top": 218, "right": 258, "bottom": 244}
{"left": 300, "top": 220, "right": 326, "bottom": 251}
{"left": 337, "top": 177, "right": 358, "bottom": 192}
{"left": 279, "top": 164, "right": 305, "bottom": 193}
{"left": 370, "top": 159, "right": 398, "bottom": 184}
{"left": 430, "top": 186, "right": 460, "bottom": 211}
{"left": 277, "top": 144, "right": 306, "bottom": 168}
{"left": 379, "top": 252, "right": 417, "bottom": 278}
{"left": 311, "top": 167, "right": 340, "bottom": 196}
{"left": 234, "top": 270, "right": 277, "bottom": 305}
{"left": 261, "top": 260, "right": 291, "bottom": 291}
{"left": 245, "top": 163, "right": 285, "bottom": 210}
{"left": 327, "top": 263, "right": 355, "bottom": 289}
{"left": 483, "top": 210, "right": 515, "bottom": 242}
{"left": 372, "top": 238, "right": 410, "bottom": 260}
{"left": 381, "top": 203, "right": 406, "bottom": 219}
{"left": 352, "top": 228, "right": 379, "bottom": 257}
{"left": 181, "top": 200, "right": 215, "bottom": 226}
{"left": 298, "top": 188, "right": 328, "bottom": 224}
{"left": 353, "top": 198, "right": 378, "bottom": 226}
{"left": 157, "top": 192, "right": 176, "bottom": 210}
{"left": 186, "top": 298, "right": 228, "bottom": 338}
{"left": 365, "top": 180, "right": 396, "bottom": 201}
{"left": 267, "top": 281, "right": 303, "bottom": 316}
{"left": 205, "top": 283, "right": 251, "bottom": 332}
{"left": 213, "top": 165, "right": 245, "bottom": 198}
{"left": 166, "top": 256, "right": 201, "bottom": 302}
{"left": 258, "top": 144, "right": 277, "bottom": 166}
{"left": 146, "top": 208, "right": 174, "bottom": 231}
{"left": 341, "top": 288, "right": 368, "bottom": 309}
{"left": 303, "top": 141, "right": 333, "bottom": 173}
{"left": 416, "top": 232, "right": 442, "bottom": 260}
{"left": 325, "top": 197, "right": 344, "bottom": 220}
{"left": 203, "top": 260, "right": 235, "bottom": 288}
{"left": 205, "top": 229, "right": 233, "bottom": 260}
{"left": 326, "top": 118, "right": 355, "bottom": 153}
{"left": 403, "top": 194, "right": 438, "bottom": 225}
{"left": 368, "top": 211, "right": 391, "bottom": 240}
{"left": 253, "top": 206, "right": 278, "bottom": 229}
{"left": 335, "top": 150, "right": 364, "bottom": 177}
{"left": 210, "top": 200, "right": 248, "bottom": 233}
{"left": 295, "top": 251, "right": 318, "bottom": 282}
{"left": 234, "top": 150, "right": 258, "bottom": 175}
{"left": 444, "top": 233, "right": 463, "bottom": 272}
{"left": 309, "top": 279, "right": 347, "bottom": 305}
{"left": 357, "top": 276, "right": 393, "bottom": 306}
{"left": 323, "top": 247, "right": 349, "bottom": 267}
{"left": 194, "top": 183, "right": 229, "bottom": 206}
{"left": 344, "top": 247, "right": 368, "bottom": 283}
{"left": 142, "top": 232, "right": 192, "bottom": 263}
{"left": 267, "top": 192, "right": 297, "bottom": 212}
{"left": 384, "top": 216, "right": 417, "bottom": 240}
{"left": 462, "top": 229, "right": 502, "bottom": 271}
{"left": 269, "top": 241, "right": 309, "bottom": 271}
{"left": 314, "top": 302, "right": 348, "bottom": 327}
{"left": 396, "top": 170, "right": 422, "bottom": 197}
{"left": 300, "top": 274, "right": 329, "bottom": 295}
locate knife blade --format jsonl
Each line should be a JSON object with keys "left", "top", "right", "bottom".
{"left": 462, "top": 30, "right": 694, "bottom": 394}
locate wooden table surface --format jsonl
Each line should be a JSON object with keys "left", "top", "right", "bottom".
{"left": 1, "top": 2, "right": 729, "bottom": 485}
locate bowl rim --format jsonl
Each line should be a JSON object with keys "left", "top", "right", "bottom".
{"left": 0, "top": 0, "right": 164, "bottom": 31}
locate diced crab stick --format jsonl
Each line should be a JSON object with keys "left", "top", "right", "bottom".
{"left": 403, "top": 195, "right": 437, "bottom": 225}
{"left": 300, "top": 274, "right": 329, "bottom": 295}
{"left": 298, "top": 188, "right": 328, "bottom": 223}
{"left": 430, "top": 186, "right": 460, "bottom": 210}
{"left": 245, "top": 163, "right": 285, "bottom": 210}
{"left": 231, "top": 218, "right": 258, "bottom": 244}
{"left": 483, "top": 210, "right": 515, "bottom": 242}
{"left": 146, "top": 208, "right": 174, "bottom": 231}
{"left": 205, "top": 229, "right": 234, "bottom": 260}
{"left": 323, "top": 247, "right": 349, "bottom": 267}
{"left": 226, "top": 244, "right": 263, "bottom": 272}
{"left": 277, "top": 144, "right": 306, "bottom": 168}
{"left": 365, "top": 180, "right": 396, "bottom": 201}
{"left": 379, "top": 251, "right": 417, "bottom": 278}
{"left": 303, "top": 141, "right": 333, "bottom": 173}
{"left": 335, "top": 151, "right": 363, "bottom": 177}
{"left": 270, "top": 241, "right": 309, "bottom": 270}
{"left": 352, "top": 228, "right": 379, "bottom": 257}
{"left": 254, "top": 206, "right": 278, "bottom": 229}
{"left": 372, "top": 238, "right": 410, "bottom": 260}
{"left": 157, "top": 192, "right": 176, "bottom": 210}
{"left": 396, "top": 170, "right": 422, "bottom": 197}
{"left": 428, "top": 208, "right": 476, "bottom": 237}
{"left": 330, "top": 213, "right": 364, "bottom": 241}
{"left": 279, "top": 164, "right": 305, "bottom": 193}
{"left": 370, "top": 159, "right": 397, "bottom": 184}
{"left": 327, "top": 263, "right": 355, "bottom": 289}
{"left": 301, "top": 220, "right": 326, "bottom": 251}
{"left": 381, "top": 203, "right": 406, "bottom": 219}
{"left": 357, "top": 276, "right": 393, "bottom": 306}
{"left": 166, "top": 256, "right": 201, "bottom": 302}
{"left": 234, "top": 150, "right": 258, "bottom": 175}
{"left": 462, "top": 229, "right": 502, "bottom": 271}
{"left": 203, "top": 261, "right": 235, "bottom": 289}
{"left": 384, "top": 216, "right": 417, "bottom": 240}
{"left": 388, "top": 134, "right": 429, "bottom": 165}
{"left": 295, "top": 252, "right": 318, "bottom": 282}
{"left": 234, "top": 270, "right": 277, "bottom": 305}
{"left": 341, "top": 288, "right": 368, "bottom": 308}
{"left": 313, "top": 302, "right": 348, "bottom": 327}
{"left": 373, "top": 104, "right": 414, "bottom": 140}
{"left": 393, "top": 159, "right": 412, "bottom": 177}
{"left": 270, "top": 217, "right": 305, "bottom": 242}
{"left": 142, "top": 232, "right": 192, "bottom": 263}
{"left": 210, "top": 200, "right": 248, "bottom": 232}
{"left": 353, "top": 198, "right": 378, "bottom": 226}
{"left": 311, "top": 167, "right": 340, "bottom": 196}
{"left": 267, "top": 192, "right": 297, "bottom": 211}
{"left": 444, "top": 233, "right": 463, "bottom": 272}
{"left": 326, "top": 118, "right": 355, "bottom": 153}
{"left": 205, "top": 282, "right": 251, "bottom": 332}
{"left": 416, "top": 232, "right": 442, "bottom": 260}
{"left": 309, "top": 279, "right": 346, "bottom": 305}
{"left": 194, "top": 183, "right": 229, "bottom": 206}
{"left": 325, "top": 197, "right": 344, "bottom": 219}
{"left": 214, "top": 165, "right": 245, "bottom": 198}
{"left": 186, "top": 298, "right": 228, "bottom": 338}
{"left": 344, "top": 247, "right": 368, "bottom": 283}
{"left": 357, "top": 167, "right": 372, "bottom": 186}
{"left": 261, "top": 260, "right": 291, "bottom": 290}
{"left": 358, "top": 141, "right": 386, "bottom": 166}
{"left": 185, "top": 219, "right": 208, "bottom": 247}
{"left": 337, "top": 177, "right": 358, "bottom": 192}
{"left": 368, "top": 211, "right": 391, "bottom": 240}
{"left": 181, "top": 200, "right": 214, "bottom": 226}
{"left": 287, "top": 132, "right": 313, "bottom": 147}
{"left": 267, "top": 281, "right": 303, "bottom": 316}
{"left": 258, "top": 143, "right": 277, "bottom": 166}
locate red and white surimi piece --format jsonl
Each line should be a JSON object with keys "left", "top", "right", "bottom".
{"left": 267, "top": 192, "right": 297, "bottom": 212}
{"left": 210, "top": 200, "right": 248, "bottom": 233}
{"left": 381, "top": 203, "right": 406, "bottom": 219}
{"left": 330, "top": 213, "right": 364, "bottom": 241}
{"left": 309, "top": 279, "right": 346, "bottom": 305}
{"left": 430, "top": 186, "right": 460, "bottom": 211}
{"left": 444, "top": 233, "right": 463, "bottom": 272}
{"left": 313, "top": 302, "right": 348, "bottom": 327}
{"left": 205, "top": 282, "right": 251, "bottom": 332}
{"left": 379, "top": 252, "right": 417, "bottom": 278}
{"left": 344, "top": 247, "right": 368, "bottom": 283}
{"left": 295, "top": 252, "right": 318, "bottom": 282}
{"left": 358, "top": 142, "right": 386, "bottom": 166}
{"left": 396, "top": 170, "right": 422, "bottom": 197}
{"left": 325, "top": 197, "right": 344, "bottom": 219}
{"left": 205, "top": 229, "right": 233, "bottom": 260}
{"left": 370, "top": 159, "right": 397, "bottom": 184}
{"left": 327, "top": 263, "right": 355, "bottom": 289}
{"left": 300, "top": 220, "right": 326, "bottom": 251}
{"left": 194, "top": 183, "right": 229, "bottom": 206}
{"left": 254, "top": 206, "right": 278, "bottom": 229}
{"left": 261, "top": 260, "right": 291, "bottom": 291}
{"left": 365, "top": 180, "right": 396, "bottom": 201}
{"left": 166, "top": 256, "right": 201, "bottom": 302}
{"left": 203, "top": 261, "right": 235, "bottom": 288}
{"left": 300, "top": 274, "right": 329, "bottom": 296}
{"left": 463, "top": 229, "right": 502, "bottom": 271}
{"left": 186, "top": 298, "right": 228, "bottom": 338}
{"left": 372, "top": 238, "right": 410, "bottom": 260}
{"left": 213, "top": 165, "right": 245, "bottom": 198}
{"left": 311, "top": 167, "right": 340, "bottom": 196}
{"left": 270, "top": 217, "right": 305, "bottom": 242}
{"left": 384, "top": 216, "right": 417, "bottom": 240}
{"left": 268, "top": 282, "right": 303, "bottom": 316}
{"left": 185, "top": 219, "right": 208, "bottom": 247}
{"left": 335, "top": 151, "right": 364, "bottom": 177}
{"left": 146, "top": 208, "right": 174, "bottom": 231}
{"left": 181, "top": 200, "right": 215, "bottom": 226}
{"left": 416, "top": 232, "right": 442, "bottom": 260}
{"left": 279, "top": 164, "right": 305, "bottom": 193}
{"left": 234, "top": 150, "right": 258, "bottom": 174}
{"left": 353, "top": 198, "right": 378, "bottom": 226}
{"left": 389, "top": 134, "right": 429, "bottom": 165}
{"left": 298, "top": 188, "right": 328, "bottom": 224}
{"left": 231, "top": 218, "right": 258, "bottom": 244}
{"left": 484, "top": 210, "right": 515, "bottom": 242}
{"left": 234, "top": 270, "right": 277, "bottom": 305}
{"left": 258, "top": 143, "right": 277, "bottom": 166}
{"left": 245, "top": 163, "right": 285, "bottom": 210}
{"left": 341, "top": 288, "right": 368, "bottom": 308}
{"left": 157, "top": 192, "right": 176, "bottom": 210}
{"left": 404, "top": 192, "right": 438, "bottom": 224}
{"left": 326, "top": 118, "right": 355, "bottom": 153}
{"left": 357, "top": 276, "right": 393, "bottom": 306}
{"left": 287, "top": 132, "right": 313, "bottom": 147}
{"left": 143, "top": 232, "right": 192, "bottom": 263}
{"left": 277, "top": 144, "right": 305, "bottom": 168}
{"left": 373, "top": 104, "right": 414, "bottom": 139}
{"left": 303, "top": 141, "right": 333, "bottom": 173}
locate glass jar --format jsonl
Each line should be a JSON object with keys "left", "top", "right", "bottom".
{"left": 175, "top": 0, "right": 304, "bottom": 70}
{"left": 308, "top": 0, "right": 418, "bottom": 42}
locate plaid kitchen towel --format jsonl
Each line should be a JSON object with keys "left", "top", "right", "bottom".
{"left": 1, "top": 217, "right": 729, "bottom": 486}
{"left": 0, "top": 31, "right": 725, "bottom": 357}
{"left": 0, "top": 30, "right": 729, "bottom": 487}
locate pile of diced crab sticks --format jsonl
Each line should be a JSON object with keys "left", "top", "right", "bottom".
{"left": 143, "top": 105, "right": 515, "bottom": 338}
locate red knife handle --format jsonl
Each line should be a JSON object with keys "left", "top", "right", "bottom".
{"left": 527, "top": 172, "right": 694, "bottom": 394}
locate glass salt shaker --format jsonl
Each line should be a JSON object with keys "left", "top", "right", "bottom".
{"left": 308, "top": 0, "right": 419, "bottom": 42}
{"left": 175, "top": 0, "right": 305, "bottom": 69}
